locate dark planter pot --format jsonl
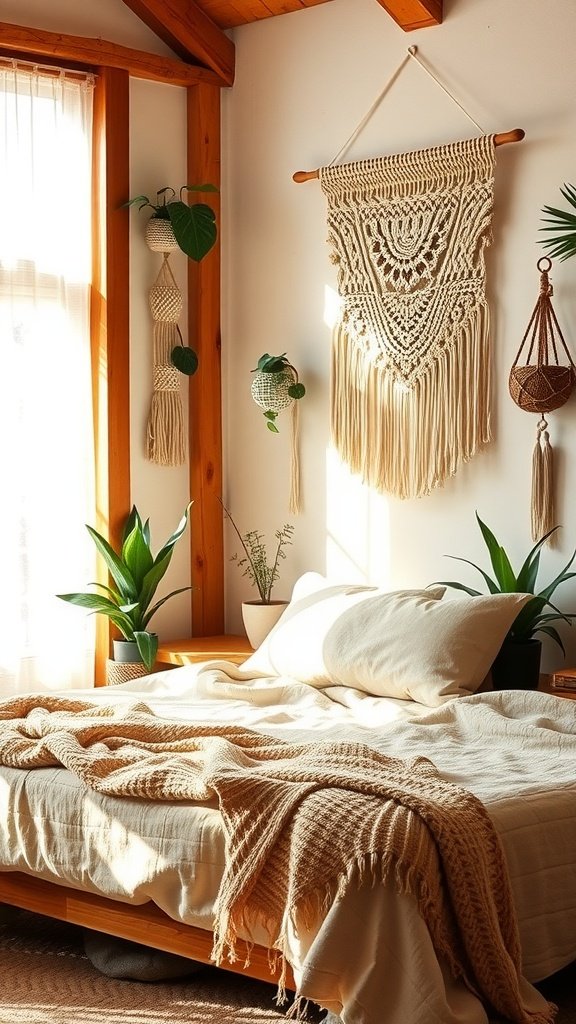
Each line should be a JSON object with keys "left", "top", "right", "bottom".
{"left": 491, "top": 638, "right": 542, "bottom": 691}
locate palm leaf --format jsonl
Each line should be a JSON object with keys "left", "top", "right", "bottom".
{"left": 539, "top": 184, "right": 576, "bottom": 261}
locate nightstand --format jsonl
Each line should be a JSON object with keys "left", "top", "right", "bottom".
{"left": 538, "top": 674, "right": 576, "bottom": 701}
{"left": 155, "top": 635, "right": 253, "bottom": 668}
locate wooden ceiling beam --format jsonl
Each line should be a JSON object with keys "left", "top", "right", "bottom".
{"left": 375, "top": 0, "right": 442, "bottom": 31}
{"left": 0, "top": 21, "right": 224, "bottom": 87}
{"left": 120, "top": 0, "right": 235, "bottom": 86}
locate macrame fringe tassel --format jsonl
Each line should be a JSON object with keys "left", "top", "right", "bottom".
{"left": 331, "top": 303, "right": 491, "bottom": 499}
{"left": 531, "top": 418, "right": 555, "bottom": 543}
{"left": 289, "top": 399, "right": 301, "bottom": 515}
{"left": 146, "top": 321, "right": 186, "bottom": 466}
{"left": 147, "top": 390, "right": 186, "bottom": 466}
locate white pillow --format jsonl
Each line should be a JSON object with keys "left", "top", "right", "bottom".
{"left": 244, "top": 574, "right": 532, "bottom": 706}
{"left": 320, "top": 590, "right": 532, "bottom": 705}
{"left": 243, "top": 572, "right": 445, "bottom": 688}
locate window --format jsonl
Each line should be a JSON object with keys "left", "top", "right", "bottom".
{"left": 0, "top": 60, "right": 96, "bottom": 693}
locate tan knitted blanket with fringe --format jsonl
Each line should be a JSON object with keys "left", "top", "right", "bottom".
{"left": 0, "top": 696, "right": 555, "bottom": 1024}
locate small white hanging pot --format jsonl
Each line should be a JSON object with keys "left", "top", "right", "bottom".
{"left": 145, "top": 217, "right": 179, "bottom": 253}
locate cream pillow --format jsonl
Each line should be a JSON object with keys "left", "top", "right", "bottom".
{"left": 243, "top": 572, "right": 446, "bottom": 687}
{"left": 320, "top": 591, "right": 533, "bottom": 705}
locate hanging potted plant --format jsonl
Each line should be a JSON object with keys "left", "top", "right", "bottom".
{"left": 250, "top": 352, "right": 306, "bottom": 433}
{"left": 124, "top": 185, "right": 218, "bottom": 382}
{"left": 57, "top": 503, "right": 192, "bottom": 683}
{"left": 124, "top": 184, "right": 218, "bottom": 262}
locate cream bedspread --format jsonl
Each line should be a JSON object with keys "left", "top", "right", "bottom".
{"left": 0, "top": 664, "right": 575, "bottom": 1024}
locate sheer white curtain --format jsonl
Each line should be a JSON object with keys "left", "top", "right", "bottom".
{"left": 0, "top": 61, "right": 96, "bottom": 694}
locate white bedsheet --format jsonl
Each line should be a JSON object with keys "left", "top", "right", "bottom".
{"left": 0, "top": 662, "right": 575, "bottom": 1024}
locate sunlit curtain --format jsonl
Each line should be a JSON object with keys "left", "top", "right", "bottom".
{"left": 0, "top": 60, "right": 96, "bottom": 694}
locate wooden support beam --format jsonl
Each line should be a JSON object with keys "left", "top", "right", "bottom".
{"left": 0, "top": 21, "right": 224, "bottom": 87}
{"left": 91, "top": 68, "right": 132, "bottom": 686}
{"left": 120, "top": 0, "right": 235, "bottom": 86}
{"left": 374, "top": 0, "right": 442, "bottom": 30}
{"left": 187, "top": 83, "right": 224, "bottom": 637}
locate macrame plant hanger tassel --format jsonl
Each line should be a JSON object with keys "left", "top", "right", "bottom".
{"left": 509, "top": 257, "right": 575, "bottom": 543}
{"left": 250, "top": 360, "right": 304, "bottom": 515}
{"left": 147, "top": 253, "right": 186, "bottom": 466}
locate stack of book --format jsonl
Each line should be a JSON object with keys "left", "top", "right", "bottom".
{"left": 551, "top": 668, "right": 576, "bottom": 691}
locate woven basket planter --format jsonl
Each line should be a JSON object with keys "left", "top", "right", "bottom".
{"left": 250, "top": 370, "right": 294, "bottom": 412}
{"left": 508, "top": 364, "right": 575, "bottom": 413}
{"left": 106, "top": 659, "right": 149, "bottom": 686}
{"left": 145, "top": 218, "right": 179, "bottom": 254}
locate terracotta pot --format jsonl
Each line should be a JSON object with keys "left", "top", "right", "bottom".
{"left": 241, "top": 600, "right": 289, "bottom": 650}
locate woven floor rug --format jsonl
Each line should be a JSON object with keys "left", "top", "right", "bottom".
{"left": 0, "top": 908, "right": 574, "bottom": 1024}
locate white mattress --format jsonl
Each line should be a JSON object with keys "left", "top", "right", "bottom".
{"left": 0, "top": 663, "right": 575, "bottom": 1024}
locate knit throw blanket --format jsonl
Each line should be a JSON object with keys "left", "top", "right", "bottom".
{"left": 320, "top": 134, "right": 495, "bottom": 499}
{"left": 0, "top": 696, "right": 555, "bottom": 1024}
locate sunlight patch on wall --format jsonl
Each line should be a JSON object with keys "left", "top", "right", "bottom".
{"left": 325, "top": 447, "right": 391, "bottom": 584}
{"left": 323, "top": 284, "right": 342, "bottom": 329}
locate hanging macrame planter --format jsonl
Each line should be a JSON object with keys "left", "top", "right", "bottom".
{"left": 509, "top": 257, "right": 575, "bottom": 542}
{"left": 251, "top": 353, "right": 305, "bottom": 515}
{"left": 145, "top": 222, "right": 198, "bottom": 466}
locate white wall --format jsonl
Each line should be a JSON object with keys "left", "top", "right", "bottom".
{"left": 222, "top": 0, "right": 576, "bottom": 672}
{"left": 8, "top": 0, "right": 193, "bottom": 641}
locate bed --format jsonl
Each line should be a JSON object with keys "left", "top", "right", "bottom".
{"left": 0, "top": 574, "right": 575, "bottom": 1024}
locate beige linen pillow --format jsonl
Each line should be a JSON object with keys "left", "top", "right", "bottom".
{"left": 320, "top": 591, "right": 533, "bottom": 705}
{"left": 243, "top": 572, "right": 446, "bottom": 688}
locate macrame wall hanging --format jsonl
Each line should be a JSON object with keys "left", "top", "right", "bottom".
{"left": 145, "top": 224, "right": 188, "bottom": 466}
{"left": 250, "top": 353, "right": 306, "bottom": 515}
{"left": 509, "top": 257, "right": 575, "bottom": 543}
{"left": 294, "top": 46, "right": 524, "bottom": 500}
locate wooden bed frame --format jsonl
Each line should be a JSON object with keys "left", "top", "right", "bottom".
{"left": 0, "top": 871, "right": 295, "bottom": 990}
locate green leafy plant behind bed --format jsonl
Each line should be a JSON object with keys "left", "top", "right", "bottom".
{"left": 437, "top": 513, "right": 576, "bottom": 652}
{"left": 219, "top": 499, "right": 294, "bottom": 604}
{"left": 57, "top": 503, "right": 192, "bottom": 669}
{"left": 539, "top": 183, "right": 576, "bottom": 261}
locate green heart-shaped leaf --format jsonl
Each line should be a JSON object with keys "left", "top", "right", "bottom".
{"left": 288, "top": 382, "right": 306, "bottom": 399}
{"left": 171, "top": 346, "right": 199, "bottom": 375}
{"left": 167, "top": 201, "right": 217, "bottom": 262}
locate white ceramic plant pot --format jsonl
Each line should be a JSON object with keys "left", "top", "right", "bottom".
{"left": 241, "top": 600, "right": 288, "bottom": 650}
{"left": 145, "top": 217, "right": 179, "bottom": 253}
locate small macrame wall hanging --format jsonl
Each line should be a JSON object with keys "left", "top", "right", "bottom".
{"left": 509, "top": 257, "right": 575, "bottom": 542}
{"left": 293, "top": 46, "right": 524, "bottom": 499}
{"left": 145, "top": 222, "right": 197, "bottom": 466}
{"left": 250, "top": 353, "right": 306, "bottom": 514}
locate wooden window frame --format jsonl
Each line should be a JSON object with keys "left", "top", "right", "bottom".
{"left": 1, "top": 34, "right": 226, "bottom": 682}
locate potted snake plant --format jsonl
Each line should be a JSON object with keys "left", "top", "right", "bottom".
{"left": 437, "top": 513, "right": 576, "bottom": 689}
{"left": 57, "top": 503, "right": 192, "bottom": 674}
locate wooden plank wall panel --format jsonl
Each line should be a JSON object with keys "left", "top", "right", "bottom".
{"left": 196, "top": 0, "right": 334, "bottom": 29}
{"left": 187, "top": 83, "right": 224, "bottom": 636}
{"left": 91, "top": 67, "right": 131, "bottom": 684}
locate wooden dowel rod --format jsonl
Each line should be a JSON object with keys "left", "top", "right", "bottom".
{"left": 292, "top": 128, "right": 525, "bottom": 183}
